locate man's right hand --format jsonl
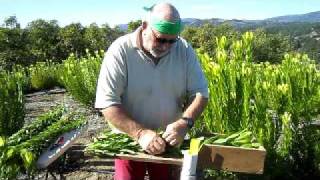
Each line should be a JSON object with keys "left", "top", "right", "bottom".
{"left": 137, "top": 129, "right": 166, "bottom": 155}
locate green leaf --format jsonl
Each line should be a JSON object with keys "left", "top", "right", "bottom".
{"left": 6, "top": 148, "right": 15, "bottom": 159}
{"left": 213, "top": 138, "right": 228, "bottom": 145}
{"left": 0, "top": 136, "right": 5, "bottom": 147}
{"left": 20, "top": 148, "right": 34, "bottom": 169}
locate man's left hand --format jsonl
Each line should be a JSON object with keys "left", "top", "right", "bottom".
{"left": 162, "top": 119, "right": 188, "bottom": 146}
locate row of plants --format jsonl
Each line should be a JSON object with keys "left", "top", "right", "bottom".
{"left": 27, "top": 49, "right": 103, "bottom": 105}
{"left": 28, "top": 61, "right": 62, "bottom": 91}
{"left": 0, "top": 106, "right": 86, "bottom": 179}
{"left": 195, "top": 32, "right": 320, "bottom": 179}
{"left": 0, "top": 50, "right": 102, "bottom": 138}
{"left": 0, "top": 67, "right": 28, "bottom": 136}
{"left": 60, "top": 50, "right": 102, "bottom": 105}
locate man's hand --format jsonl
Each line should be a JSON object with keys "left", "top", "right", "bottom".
{"left": 138, "top": 129, "right": 166, "bottom": 155}
{"left": 162, "top": 119, "right": 188, "bottom": 147}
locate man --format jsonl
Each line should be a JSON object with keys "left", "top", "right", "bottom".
{"left": 95, "top": 2, "right": 208, "bottom": 180}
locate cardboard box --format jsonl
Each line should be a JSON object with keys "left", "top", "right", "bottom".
{"left": 198, "top": 144, "right": 266, "bottom": 174}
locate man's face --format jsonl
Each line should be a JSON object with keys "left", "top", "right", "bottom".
{"left": 144, "top": 26, "right": 179, "bottom": 58}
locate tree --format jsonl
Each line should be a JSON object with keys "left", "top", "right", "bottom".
{"left": 3, "top": 16, "right": 20, "bottom": 29}
{"left": 181, "top": 23, "right": 239, "bottom": 57}
{"left": 252, "top": 28, "right": 292, "bottom": 63}
{"left": 0, "top": 27, "right": 29, "bottom": 69}
{"left": 26, "top": 19, "right": 60, "bottom": 62}
{"left": 83, "top": 23, "right": 124, "bottom": 53}
{"left": 58, "top": 23, "right": 86, "bottom": 57}
{"left": 127, "top": 20, "right": 142, "bottom": 32}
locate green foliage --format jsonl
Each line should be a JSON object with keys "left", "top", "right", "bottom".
{"left": 203, "top": 169, "right": 237, "bottom": 180}
{"left": 0, "top": 107, "right": 86, "bottom": 179}
{"left": 59, "top": 23, "right": 86, "bottom": 58}
{"left": 86, "top": 130, "right": 189, "bottom": 158}
{"left": 6, "top": 106, "right": 64, "bottom": 146}
{"left": 84, "top": 23, "right": 107, "bottom": 53}
{"left": 0, "top": 27, "right": 30, "bottom": 69}
{"left": 3, "top": 16, "right": 20, "bottom": 29}
{"left": 26, "top": 19, "right": 60, "bottom": 62}
{"left": 181, "top": 23, "right": 240, "bottom": 58}
{"left": 0, "top": 17, "right": 124, "bottom": 69}
{"left": 0, "top": 67, "right": 27, "bottom": 137}
{"left": 127, "top": 20, "right": 142, "bottom": 32}
{"left": 247, "top": 22, "right": 320, "bottom": 63}
{"left": 60, "top": 51, "right": 103, "bottom": 106}
{"left": 28, "top": 61, "right": 62, "bottom": 90}
{"left": 85, "top": 130, "right": 142, "bottom": 157}
{"left": 252, "top": 28, "right": 292, "bottom": 63}
{"left": 182, "top": 23, "right": 294, "bottom": 64}
{"left": 197, "top": 33, "right": 320, "bottom": 178}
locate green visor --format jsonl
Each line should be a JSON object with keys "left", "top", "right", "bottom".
{"left": 143, "top": 6, "right": 182, "bottom": 35}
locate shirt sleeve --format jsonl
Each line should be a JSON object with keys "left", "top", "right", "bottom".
{"left": 95, "top": 41, "right": 127, "bottom": 109}
{"left": 186, "top": 45, "right": 209, "bottom": 99}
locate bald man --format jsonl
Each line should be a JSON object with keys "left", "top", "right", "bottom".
{"left": 95, "top": 2, "right": 209, "bottom": 180}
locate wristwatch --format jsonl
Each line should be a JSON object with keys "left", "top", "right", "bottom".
{"left": 182, "top": 117, "right": 194, "bottom": 129}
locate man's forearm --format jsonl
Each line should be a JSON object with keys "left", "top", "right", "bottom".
{"left": 101, "top": 105, "right": 145, "bottom": 140}
{"left": 183, "top": 95, "right": 208, "bottom": 120}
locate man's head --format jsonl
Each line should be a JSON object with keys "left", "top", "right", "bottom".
{"left": 141, "top": 3, "right": 181, "bottom": 58}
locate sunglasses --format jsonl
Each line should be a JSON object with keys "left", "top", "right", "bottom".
{"left": 151, "top": 28, "right": 179, "bottom": 44}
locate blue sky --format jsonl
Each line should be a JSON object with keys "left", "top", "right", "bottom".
{"left": 1, "top": 0, "right": 320, "bottom": 27}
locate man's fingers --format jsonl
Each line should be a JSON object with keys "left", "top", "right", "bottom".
{"left": 153, "top": 140, "right": 165, "bottom": 152}
{"left": 164, "top": 133, "right": 176, "bottom": 143}
{"left": 169, "top": 139, "right": 178, "bottom": 146}
{"left": 164, "top": 133, "right": 184, "bottom": 146}
{"left": 148, "top": 145, "right": 162, "bottom": 155}
{"left": 147, "top": 144, "right": 157, "bottom": 154}
{"left": 145, "top": 148, "right": 152, "bottom": 154}
{"left": 155, "top": 136, "right": 165, "bottom": 145}
{"left": 162, "top": 131, "right": 170, "bottom": 139}
{"left": 156, "top": 137, "right": 166, "bottom": 150}
{"left": 146, "top": 137, "right": 166, "bottom": 155}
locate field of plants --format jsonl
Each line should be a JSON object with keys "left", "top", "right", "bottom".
{"left": 0, "top": 32, "right": 319, "bottom": 179}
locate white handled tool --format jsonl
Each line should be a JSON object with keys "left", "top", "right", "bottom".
{"left": 36, "top": 125, "right": 87, "bottom": 169}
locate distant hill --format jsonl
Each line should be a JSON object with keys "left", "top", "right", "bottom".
{"left": 181, "top": 11, "right": 320, "bottom": 28}
{"left": 117, "top": 24, "right": 128, "bottom": 30}
{"left": 117, "top": 11, "right": 320, "bottom": 31}
{"left": 265, "top": 11, "right": 320, "bottom": 23}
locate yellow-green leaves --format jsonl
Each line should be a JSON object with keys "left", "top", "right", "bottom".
{"left": 20, "top": 149, "right": 34, "bottom": 169}
{"left": 60, "top": 52, "right": 102, "bottom": 105}
{"left": 203, "top": 129, "right": 261, "bottom": 149}
{"left": 276, "top": 112, "right": 293, "bottom": 158}
{"left": 0, "top": 136, "right": 5, "bottom": 147}
{"left": 277, "top": 84, "right": 289, "bottom": 95}
{"left": 6, "top": 148, "right": 15, "bottom": 159}
{"left": 197, "top": 32, "right": 319, "bottom": 163}
{"left": 0, "top": 67, "right": 26, "bottom": 137}
{"left": 29, "top": 61, "right": 61, "bottom": 90}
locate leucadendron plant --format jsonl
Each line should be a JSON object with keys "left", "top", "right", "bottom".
{"left": 194, "top": 32, "right": 320, "bottom": 178}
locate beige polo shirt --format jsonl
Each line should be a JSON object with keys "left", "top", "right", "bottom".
{"left": 95, "top": 27, "right": 209, "bottom": 130}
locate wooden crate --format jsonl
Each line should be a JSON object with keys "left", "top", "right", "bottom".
{"left": 197, "top": 144, "right": 266, "bottom": 174}
{"left": 117, "top": 152, "right": 183, "bottom": 165}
